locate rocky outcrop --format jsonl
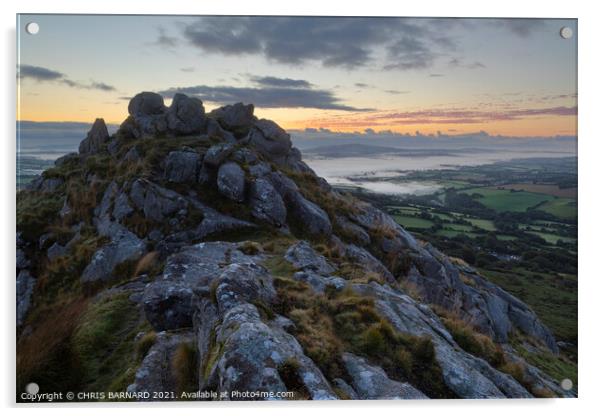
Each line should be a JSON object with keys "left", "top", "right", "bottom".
{"left": 208, "top": 102, "right": 256, "bottom": 137}
{"left": 119, "top": 92, "right": 206, "bottom": 138}
{"left": 166, "top": 93, "right": 206, "bottom": 135}
{"left": 79, "top": 118, "right": 110, "bottom": 154}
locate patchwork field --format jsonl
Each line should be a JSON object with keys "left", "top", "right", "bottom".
{"left": 459, "top": 187, "right": 555, "bottom": 212}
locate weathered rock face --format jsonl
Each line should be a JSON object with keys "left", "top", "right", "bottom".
{"left": 166, "top": 93, "right": 206, "bottom": 135}
{"left": 248, "top": 178, "right": 287, "bottom": 227}
{"left": 403, "top": 244, "right": 559, "bottom": 353}
{"left": 208, "top": 102, "right": 256, "bottom": 136}
{"left": 81, "top": 223, "right": 145, "bottom": 283}
{"left": 164, "top": 149, "right": 200, "bottom": 183}
{"left": 129, "top": 91, "right": 166, "bottom": 116}
{"left": 247, "top": 119, "right": 292, "bottom": 163}
{"left": 216, "top": 162, "right": 245, "bottom": 202}
{"left": 130, "top": 179, "right": 188, "bottom": 223}
{"left": 285, "top": 241, "right": 336, "bottom": 275}
{"left": 342, "top": 353, "right": 428, "bottom": 400}
{"left": 79, "top": 118, "right": 110, "bottom": 154}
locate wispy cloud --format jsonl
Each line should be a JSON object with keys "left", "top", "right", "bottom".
{"left": 298, "top": 105, "right": 577, "bottom": 129}
{"left": 18, "top": 64, "right": 116, "bottom": 92}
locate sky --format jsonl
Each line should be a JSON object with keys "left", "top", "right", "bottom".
{"left": 17, "top": 15, "right": 577, "bottom": 137}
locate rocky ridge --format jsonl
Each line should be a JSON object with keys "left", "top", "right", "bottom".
{"left": 16, "top": 92, "right": 573, "bottom": 400}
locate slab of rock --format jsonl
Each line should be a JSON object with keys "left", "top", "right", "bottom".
{"left": 293, "top": 271, "right": 346, "bottom": 294}
{"left": 247, "top": 119, "right": 292, "bottom": 162}
{"left": 81, "top": 224, "right": 145, "bottom": 283}
{"left": 288, "top": 194, "right": 332, "bottom": 237}
{"left": 166, "top": 93, "right": 206, "bottom": 135}
{"left": 203, "top": 143, "right": 234, "bottom": 167}
{"left": 248, "top": 178, "right": 287, "bottom": 227}
{"left": 342, "top": 353, "right": 427, "bottom": 400}
{"left": 79, "top": 118, "right": 110, "bottom": 154}
{"left": 217, "top": 162, "right": 245, "bottom": 202}
{"left": 129, "top": 179, "right": 188, "bottom": 223}
{"left": 206, "top": 118, "right": 236, "bottom": 143}
{"left": 285, "top": 241, "right": 336, "bottom": 275}
{"left": 164, "top": 149, "right": 200, "bottom": 183}
{"left": 143, "top": 280, "right": 195, "bottom": 331}
{"left": 209, "top": 102, "right": 255, "bottom": 136}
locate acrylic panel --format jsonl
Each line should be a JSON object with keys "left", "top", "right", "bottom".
{"left": 16, "top": 14, "right": 577, "bottom": 402}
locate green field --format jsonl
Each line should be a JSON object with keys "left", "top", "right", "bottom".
{"left": 436, "top": 230, "right": 480, "bottom": 239}
{"left": 497, "top": 234, "right": 518, "bottom": 241}
{"left": 465, "top": 218, "right": 496, "bottom": 231}
{"left": 527, "top": 231, "right": 576, "bottom": 245}
{"left": 393, "top": 215, "right": 434, "bottom": 229}
{"left": 459, "top": 187, "right": 555, "bottom": 212}
{"left": 444, "top": 224, "right": 474, "bottom": 232}
{"left": 538, "top": 198, "right": 577, "bottom": 219}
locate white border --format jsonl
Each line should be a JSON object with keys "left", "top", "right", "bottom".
{"left": 2, "top": 1, "right": 600, "bottom": 415}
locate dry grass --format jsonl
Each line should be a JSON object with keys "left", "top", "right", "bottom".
{"left": 171, "top": 341, "right": 199, "bottom": 395}
{"left": 133, "top": 251, "right": 160, "bottom": 277}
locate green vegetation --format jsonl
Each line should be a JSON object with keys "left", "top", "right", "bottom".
{"left": 538, "top": 198, "right": 577, "bottom": 219}
{"left": 71, "top": 291, "right": 146, "bottom": 393}
{"left": 459, "top": 187, "right": 554, "bottom": 212}
{"left": 392, "top": 215, "right": 433, "bottom": 229}
{"left": 273, "top": 274, "right": 455, "bottom": 398}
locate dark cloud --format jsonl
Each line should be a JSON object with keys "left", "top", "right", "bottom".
{"left": 18, "top": 65, "right": 63, "bottom": 81}
{"left": 498, "top": 19, "right": 547, "bottom": 37}
{"left": 18, "top": 64, "right": 116, "bottom": 92}
{"left": 385, "top": 37, "right": 437, "bottom": 70}
{"left": 180, "top": 67, "right": 195, "bottom": 72}
{"left": 429, "top": 73, "right": 444, "bottom": 77}
{"left": 178, "top": 17, "right": 456, "bottom": 71}
{"left": 158, "top": 84, "right": 373, "bottom": 112}
{"left": 250, "top": 76, "right": 312, "bottom": 88}
{"left": 354, "top": 83, "right": 371, "bottom": 88}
